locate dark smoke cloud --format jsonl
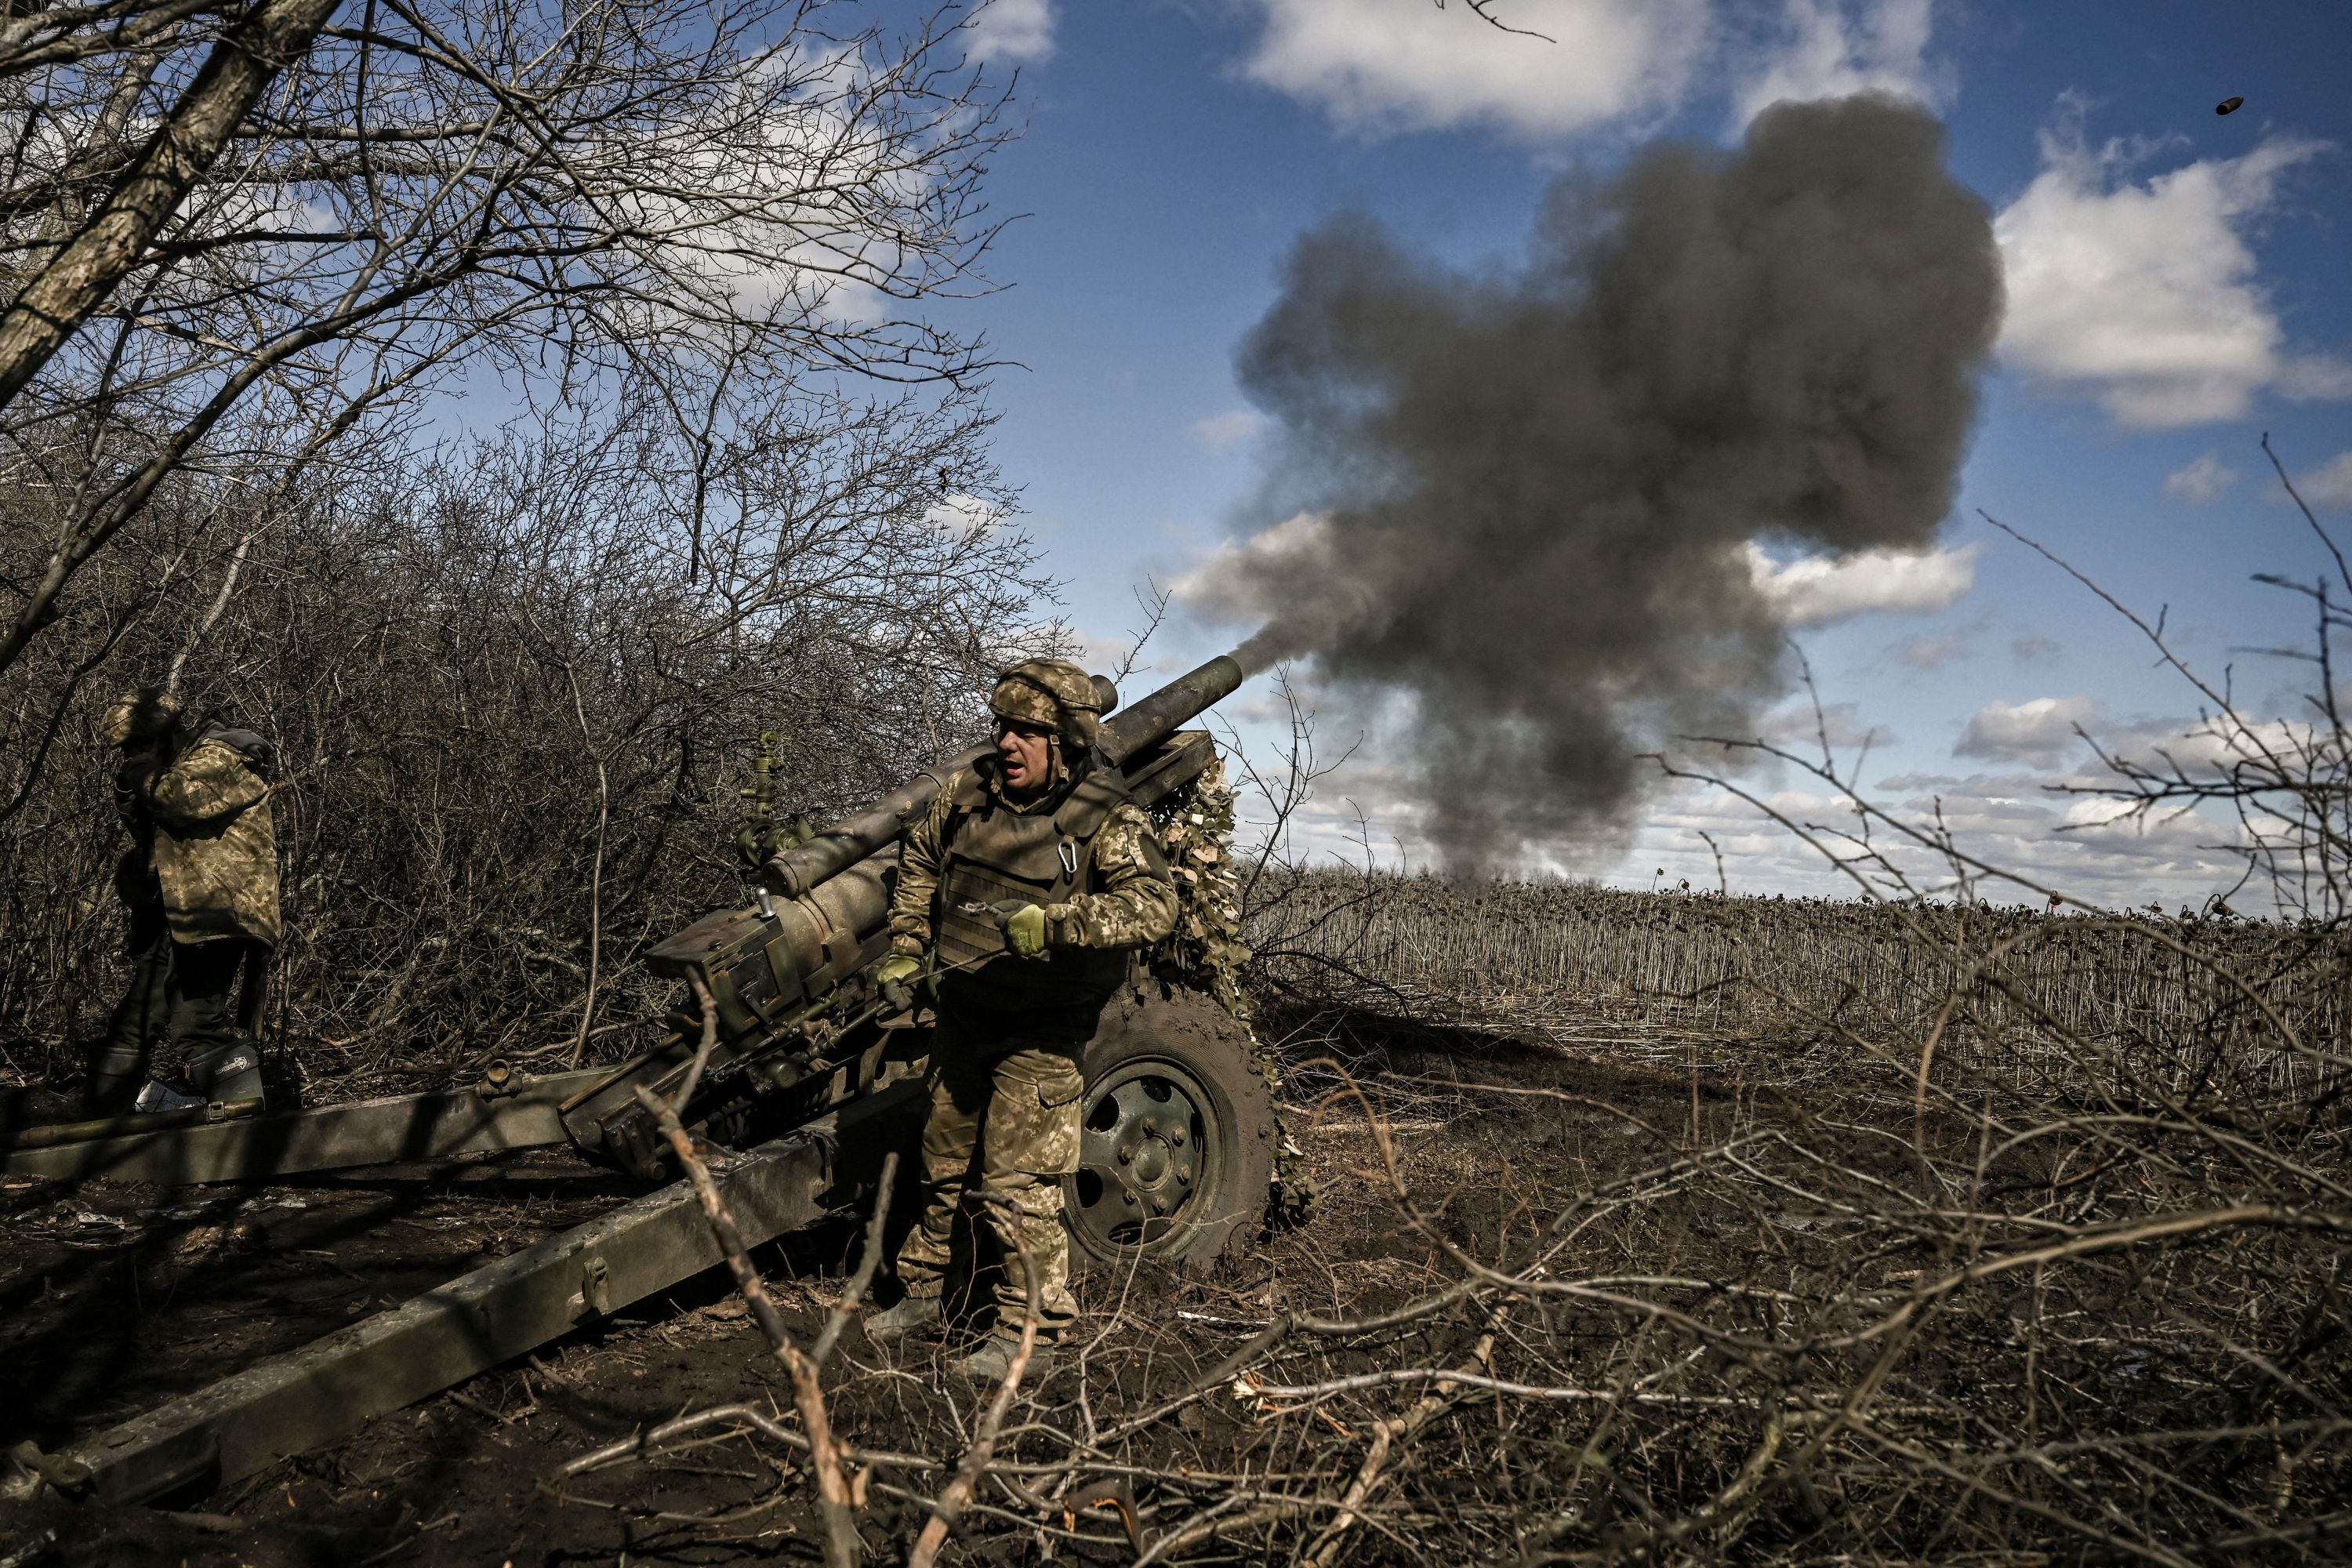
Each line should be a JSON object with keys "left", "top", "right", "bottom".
{"left": 1196, "top": 96, "right": 2002, "bottom": 873}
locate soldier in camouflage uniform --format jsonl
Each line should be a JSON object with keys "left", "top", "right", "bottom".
{"left": 86, "top": 689, "right": 282, "bottom": 1115}
{"left": 865, "top": 659, "right": 1178, "bottom": 1383}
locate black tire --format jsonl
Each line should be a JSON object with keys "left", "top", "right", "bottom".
{"left": 1066, "top": 985, "right": 1274, "bottom": 1273}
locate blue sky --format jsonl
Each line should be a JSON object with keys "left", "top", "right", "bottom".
{"left": 921, "top": 0, "right": 2352, "bottom": 907}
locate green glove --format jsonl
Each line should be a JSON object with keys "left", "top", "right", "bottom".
{"left": 997, "top": 902, "right": 1048, "bottom": 960}
{"left": 875, "top": 952, "right": 922, "bottom": 1011}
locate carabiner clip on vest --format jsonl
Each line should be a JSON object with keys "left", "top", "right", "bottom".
{"left": 1058, "top": 839, "right": 1079, "bottom": 879}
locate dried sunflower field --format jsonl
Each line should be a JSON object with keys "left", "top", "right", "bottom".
{"left": 1248, "top": 873, "right": 2349, "bottom": 1099}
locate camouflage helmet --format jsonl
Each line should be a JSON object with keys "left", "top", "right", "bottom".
{"left": 989, "top": 659, "right": 1116, "bottom": 751}
{"left": 100, "top": 688, "right": 180, "bottom": 746}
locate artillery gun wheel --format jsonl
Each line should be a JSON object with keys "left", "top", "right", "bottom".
{"left": 1066, "top": 985, "right": 1274, "bottom": 1273}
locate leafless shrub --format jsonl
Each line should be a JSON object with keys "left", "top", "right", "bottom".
{"left": 0, "top": 379, "right": 1058, "bottom": 1094}
{"left": 0, "top": 0, "right": 1053, "bottom": 1097}
{"left": 1210, "top": 667, "right": 1404, "bottom": 1015}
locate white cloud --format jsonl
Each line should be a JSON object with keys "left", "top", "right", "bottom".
{"left": 1623, "top": 767, "right": 2249, "bottom": 909}
{"left": 2069, "top": 711, "right": 2334, "bottom": 793}
{"left": 1744, "top": 541, "right": 1977, "bottom": 625}
{"left": 2058, "top": 795, "right": 2140, "bottom": 829}
{"left": 2161, "top": 450, "right": 2238, "bottom": 503}
{"left": 1955, "top": 695, "right": 2100, "bottom": 767}
{"left": 1236, "top": 0, "right": 1710, "bottom": 140}
{"left": 965, "top": 0, "right": 1055, "bottom": 63}
{"left": 1729, "top": 0, "right": 1942, "bottom": 125}
{"left": 2292, "top": 451, "right": 2352, "bottom": 509}
{"left": 1994, "top": 106, "right": 2347, "bottom": 427}
{"left": 2278, "top": 359, "right": 2352, "bottom": 401}
{"left": 1189, "top": 408, "right": 1265, "bottom": 453}
{"left": 1069, "top": 628, "right": 1136, "bottom": 681}
{"left": 1925, "top": 777, "right": 2243, "bottom": 906}
{"left": 924, "top": 492, "right": 1007, "bottom": 538}
{"left": 1222, "top": 719, "right": 2256, "bottom": 908}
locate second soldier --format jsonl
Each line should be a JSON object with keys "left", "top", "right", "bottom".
{"left": 88, "top": 688, "right": 282, "bottom": 1116}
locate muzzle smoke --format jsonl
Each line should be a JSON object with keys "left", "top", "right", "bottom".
{"left": 1196, "top": 96, "right": 2002, "bottom": 873}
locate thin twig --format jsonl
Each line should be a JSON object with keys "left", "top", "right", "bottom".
{"left": 908, "top": 1196, "right": 1043, "bottom": 1568}
{"left": 631, "top": 1086, "right": 868, "bottom": 1568}
{"left": 672, "top": 972, "right": 721, "bottom": 1114}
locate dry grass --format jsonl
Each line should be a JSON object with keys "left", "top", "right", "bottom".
{"left": 1249, "top": 873, "right": 2348, "bottom": 1100}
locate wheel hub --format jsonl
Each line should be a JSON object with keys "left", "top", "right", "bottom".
{"left": 1075, "top": 1071, "right": 1209, "bottom": 1244}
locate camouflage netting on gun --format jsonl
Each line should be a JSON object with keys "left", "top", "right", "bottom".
{"left": 1149, "top": 753, "right": 1313, "bottom": 1225}
{"left": 1149, "top": 753, "right": 1248, "bottom": 1017}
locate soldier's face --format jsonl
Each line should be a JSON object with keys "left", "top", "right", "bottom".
{"left": 995, "top": 719, "right": 1054, "bottom": 795}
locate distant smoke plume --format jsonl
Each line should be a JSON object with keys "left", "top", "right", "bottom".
{"left": 1194, "top": 96, "right": 2002, "bottom": 873}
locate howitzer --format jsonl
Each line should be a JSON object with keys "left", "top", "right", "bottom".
{"left": 4, "top": 654, "right": 1257, "bottom": 1508}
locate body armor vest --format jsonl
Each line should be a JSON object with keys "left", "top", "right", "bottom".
{"left": 932, "top": 763, "right": 1134, "bottom": 1017}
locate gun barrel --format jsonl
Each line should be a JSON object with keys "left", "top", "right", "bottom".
{"left": 1099, "top": 654, "right": 1245, "bottom": 766}
{"left": 759, "top": 746, "right": 989, "bottom": 899}
{"left": 759, "top": 653, "right": 1247, "bottom": 899}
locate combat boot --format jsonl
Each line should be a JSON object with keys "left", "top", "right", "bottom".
{"left": 187, "top": 1040, "right": 265, "bottom": 1112}
{"left": 956, "top": 1328, "right": 1052, "bottom": 1385}
{"left": 133, "top": 1079, "right": 207, "bottom": 1114}
{"left": 862, "top": 1293, "right": 943, "bottom": 1345}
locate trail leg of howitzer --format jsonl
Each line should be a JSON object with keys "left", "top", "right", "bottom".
{"left": 53, "top": 1082, "right": 918, "bottom": 1507}
{"left": 0, "top": 1069, "right": 613, "bottom": 1184}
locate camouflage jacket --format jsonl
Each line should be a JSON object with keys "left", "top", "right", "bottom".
{"left": 889, "top": 764, "right": 1178, "bottom": 960}
{"left": 118, "top": 727, "right": 282, "bottom": 947}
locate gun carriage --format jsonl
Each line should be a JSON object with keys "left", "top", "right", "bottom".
{"left": 3, "top": 655, "right": 1269, "bottom": 1509}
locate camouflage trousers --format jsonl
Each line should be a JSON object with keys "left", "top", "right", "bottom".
{"left": 895, "top": 1014, "right": 1084, "bottom": 1335}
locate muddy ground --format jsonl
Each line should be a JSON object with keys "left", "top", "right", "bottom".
{"left": 6, "top": 1002, "right": 2327, "bottom": 1566}
{"left": 0, "top": 1008, "right": 1744, "bottom": 1566}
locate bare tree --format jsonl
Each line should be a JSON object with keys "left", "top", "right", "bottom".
{"left": 0, "top": 0, "right": 344, "bottom": 416}
{"left": 0, "top": 0, "right": 1016, "bottom": 684}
